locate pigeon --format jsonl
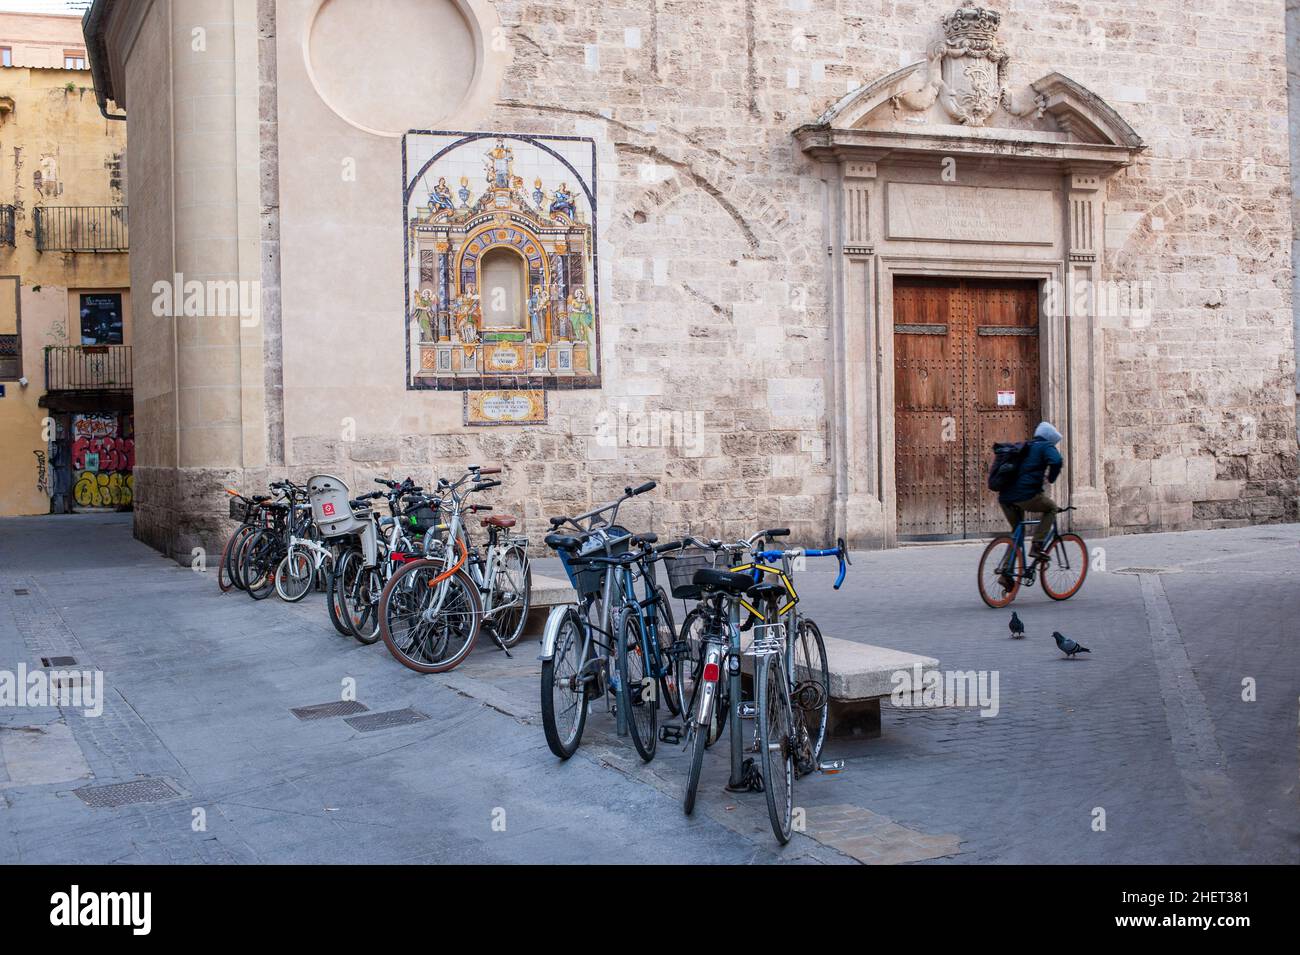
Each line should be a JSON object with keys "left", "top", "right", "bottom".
{"left": 1009, "top": 611, "right": 1025, "bottom": 639}
{"left": 1052, "top": 631, "right": 1090, "bottom": 658}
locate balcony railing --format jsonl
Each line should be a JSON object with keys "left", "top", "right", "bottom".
{"left": 44, "top": 345, "right": 132, "bottom": 393}
{"left": 34, "top": 205, "right": 128, "bottom": 252}
{"left": 0, "top": 205, "right": 14, "bottom": 247}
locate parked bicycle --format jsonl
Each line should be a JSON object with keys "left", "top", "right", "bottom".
{"left": 663, "top": 529, "right": 848, "bottom": 844}
{"left": 539, "top": 481, "right": 675, "bottom": 760}
{"left": 310, "top": 475, "right": 424, "bottom": 643}
{"left": 378, "top": 466, "right": 531, "bottom": 673}
{"left": 977, "top": 505, "right": 1088, "bottom": 608}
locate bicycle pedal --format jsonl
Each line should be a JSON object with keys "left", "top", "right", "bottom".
{"left": 818, "top": 759, "right": 845, "bottom": 774}
{"left": 658, "top": 724, "right": 683, "bottom": 745}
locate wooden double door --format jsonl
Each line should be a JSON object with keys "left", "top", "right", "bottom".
{"left": 893, "top": 277, "right": 1042, "bottom": 539}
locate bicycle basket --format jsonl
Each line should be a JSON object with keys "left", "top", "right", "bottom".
{"left": 559, "top": 525, "right": 630, "bottom": 597}
{"left": 405, "top": 504, "right": 441, "bottom": 535}
{"left": 663, "top": 545, "right": 726, "bottom": 599}
{"left": 228, "top": 496, "right": 250, "bottom": 522}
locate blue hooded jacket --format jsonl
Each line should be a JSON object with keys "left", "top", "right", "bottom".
{"left": 999, "top": 422, "right": 1064, "bottom": 504}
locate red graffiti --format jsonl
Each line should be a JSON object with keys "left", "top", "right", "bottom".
{"left": 72, "top": 435, "right": 135, "bottom": 473}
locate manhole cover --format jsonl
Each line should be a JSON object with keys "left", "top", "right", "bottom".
{"left": 344, "top": 707, "right": 429, "bottom": 733}
{"left": 291, "top": 700, "right": 370, "bottom": 721}
{"left": 41, "top": 656, "right": 78, "bottom": 667}
{"left": 1113, "top": 567, "right": 1179, "bottom": 575}
{"left": 74, "top": 778, "right": 180, "bottom": 809}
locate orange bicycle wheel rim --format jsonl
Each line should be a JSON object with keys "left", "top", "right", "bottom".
{"left": 978, "top": 536, "right": 1024, "bottom": 608}
{"left": 1040, "top": 533, "right": 1088, "bottom": 600}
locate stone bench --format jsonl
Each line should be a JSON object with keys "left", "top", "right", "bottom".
{"left": 822, "top": 636, "right": 940, "bottom": 740}
{"left": 524, "top": 572, "right": 577, "bottom": 635}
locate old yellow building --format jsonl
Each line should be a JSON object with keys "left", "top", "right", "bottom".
{"left": 0, "top": 11, "right": 130, "bottom": 517}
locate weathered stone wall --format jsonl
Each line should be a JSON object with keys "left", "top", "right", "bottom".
{"left": 107, "top": 0, "right": 1299, "bottom": 555}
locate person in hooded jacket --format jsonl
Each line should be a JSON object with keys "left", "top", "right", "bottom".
{"left": 998, "top": 421, "right": 1064, "bottom": 561}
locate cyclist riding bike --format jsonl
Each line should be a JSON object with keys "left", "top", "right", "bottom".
{"left": 997, "top": 421, "right": 1063, "bottom": 587}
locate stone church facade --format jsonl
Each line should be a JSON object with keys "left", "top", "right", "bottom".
{"left": 83, "top": 0, "right": 1297, "bottom": 557}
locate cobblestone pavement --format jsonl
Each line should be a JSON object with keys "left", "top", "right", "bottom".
{"left": 0, "top": 514, "right": 1295, "bottom": 864}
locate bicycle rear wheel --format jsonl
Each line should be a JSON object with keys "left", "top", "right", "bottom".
{"left": 977, "top": 536, "right": 1024, "bottom": 608}
{"left": 541, "top": 608, "right": 589, "bottom": 759}
{"left": 617, "top": 608, "right": 657, "bottom": 763}
{"left": 489, "top": 546, "right": 531, "bottom": 648}
{"left": 378, "top": 559, "right": 482, "bottom": 672}
{"left": 1041, "top": 533, "right": 1088, "bottom": 600}
{"left": 757, "top": 653, "right": 794, "bottom": 845}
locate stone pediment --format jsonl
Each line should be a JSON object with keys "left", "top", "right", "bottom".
{"left": 796, "top": 3, "right": 1144, "bottom": 171}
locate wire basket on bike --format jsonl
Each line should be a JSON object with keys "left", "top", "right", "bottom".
{"left": 662, "top": 544, "right": 728, "bottom": 600}
{"left": 228, "top": 496, "right": 251, "bottom": 522}
{"left": 559, "top": 526, "right": 630, "bottom": 597}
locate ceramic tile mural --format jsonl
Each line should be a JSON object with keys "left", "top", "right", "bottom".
{"left": 403, "top": 131, "right": 600, "bottom": 391}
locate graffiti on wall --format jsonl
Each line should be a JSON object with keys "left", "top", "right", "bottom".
{"left": 33, "top": 450, "right": 47, "bottom": 494}
{"left": 71, "top": 413, "right": 134, "bottom": 508}
{"left": 403, "top": 132, "right": 600, "bottom": 391}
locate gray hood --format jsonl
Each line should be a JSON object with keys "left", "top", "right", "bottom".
{"left": 1034, "top": 421, "right": 1062, "bottom": 445}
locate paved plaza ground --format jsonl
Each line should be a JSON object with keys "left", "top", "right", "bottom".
{"left": 0, "top": 513, "right": 1295, "bottom": 864}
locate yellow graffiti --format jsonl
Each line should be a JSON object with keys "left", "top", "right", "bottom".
{"left": 74, "top": 471, "right": 134, "bottom": 508}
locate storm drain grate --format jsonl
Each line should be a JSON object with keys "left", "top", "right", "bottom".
{"left": 291, "top": 700, "right": 370, "bottom": 721}
{"left": 41, "top": 656, "right": 77, "bottom": 667}
{"left": 74, "top": 778, "right": 180, "bottom": 809}
{"left": 13, "top": 589, "right": 29, "bottom": 596}
{"left": 344, "top": 707, "right": 429, "bottom": 733}
{"left": 1113, "top": 567, "right": 1179, "bottom": 575}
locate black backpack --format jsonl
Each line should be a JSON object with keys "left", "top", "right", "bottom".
{"left": 987, "top": 441, "right": 1029, "bottom": 492}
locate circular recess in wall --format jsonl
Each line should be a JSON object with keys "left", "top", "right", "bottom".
{"left": 304, "top": 0, "right": 502, "bottom": 138}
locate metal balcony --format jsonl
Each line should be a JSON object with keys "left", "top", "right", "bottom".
{"left": 44, "top": 344, "right": 132, "bottom": 393}
{"left": 34, "top": 205, "right": 128, "bottom": 253}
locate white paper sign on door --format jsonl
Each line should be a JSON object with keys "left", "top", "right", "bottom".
{"left": 996, "top": 390, "right": 1016, "bottom": 406}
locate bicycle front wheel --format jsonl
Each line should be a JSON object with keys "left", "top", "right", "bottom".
{"left": 651, "top": 588, "right": 683, "bottom": 718}
{"left": 791, "top": 618, "right": 829, "bottom": 772}
{"left": 977, "top": 536, "right": 1024, "bottom": 608}
{"left": 617, "top": 608, "right": 657, "bottom": 763}
{"left": 218, "top": 526, "right": 252, "bottom": 592}
{"left": 541, "top": 609, "right": 589, "bottom": 759}
{"left": 275, "top": 549, "right": 314, "bottom": 602}
{"left": 327, "top": 549, "right": 358, "bottom": 636}
{"left": 757, "top": 653, "right": 795, "bottom": 845}
{"left": 378, "top": 560, "right": 482, "bottom": 672}
{"left": 242, "top": 530, "right": 279, "bottom": 601}
{"left": 1041, "top": 533, "right": 1089, "bottom": 601}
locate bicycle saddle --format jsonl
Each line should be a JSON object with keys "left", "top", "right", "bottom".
{"left": 746, "top": 581, "right": 786, "bottom": 601}
{"left": 693, "top": 568, "right": 754, "bottom": 596}
{"left": 632, "top": 532, "right": 658, "bottom": 545}
{"left": 544, "top": 533, "right": 581, "bottom": 551}
{"left": 482, "top": 515, "right": 516, "bottom": 528}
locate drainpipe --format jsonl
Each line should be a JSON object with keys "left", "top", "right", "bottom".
{"left": 83, "top": 0, "right": 127, "bottom": 121}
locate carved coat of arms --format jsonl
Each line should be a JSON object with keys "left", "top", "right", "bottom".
{"left": 892, "top": 1, "right": 1045, "bottom": 127}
